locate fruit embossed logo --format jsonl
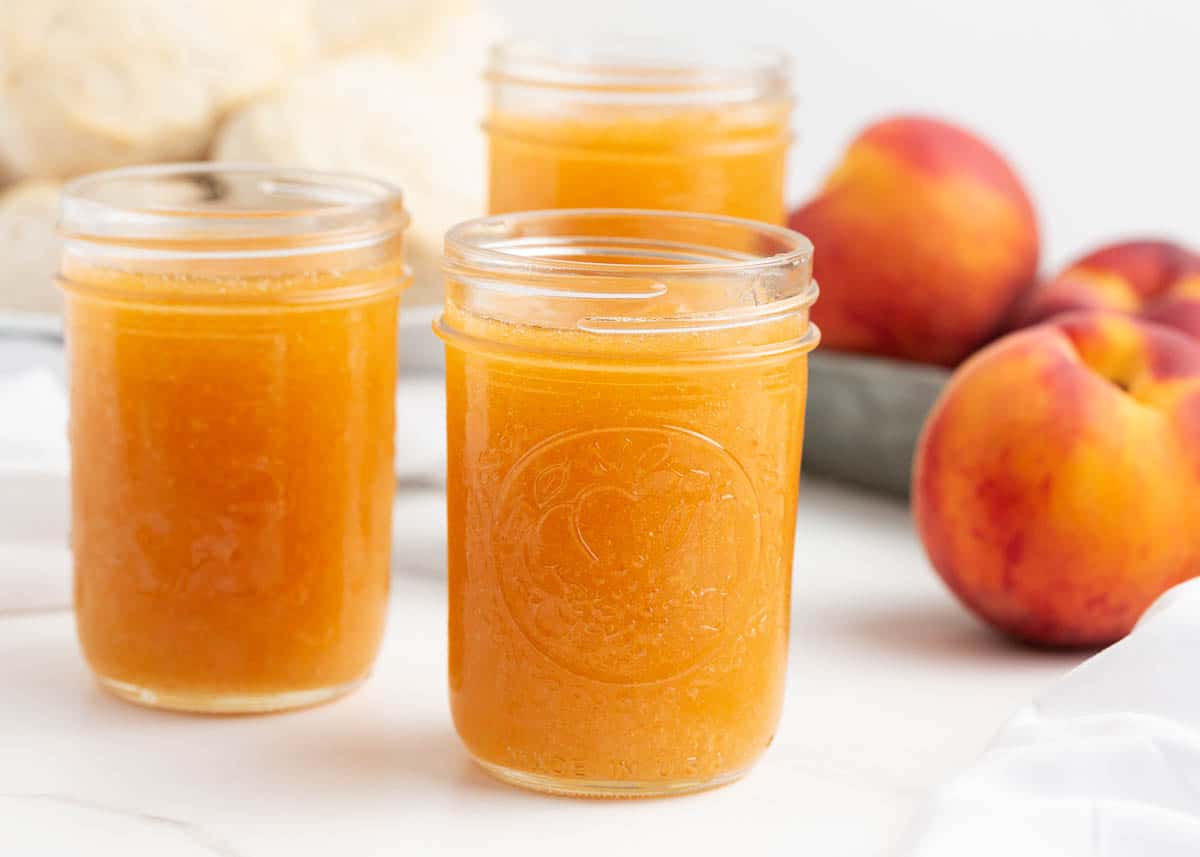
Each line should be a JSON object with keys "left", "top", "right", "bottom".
{"left": 494, "top": 426, "right": 761, "bottom": 684}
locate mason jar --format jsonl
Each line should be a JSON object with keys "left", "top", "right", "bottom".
{"left": 60, "top": 164, "right": 409, "bottom": 713}
{"left": 438, "top": 208, "right": 818, "bottom": 796}
{"left": 485, "top": 41, "right": 792, "bottom": 223}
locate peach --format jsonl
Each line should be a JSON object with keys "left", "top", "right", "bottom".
{"left": 913, "top": 311, "right": 1200, "bottom": 646}
{"left": 1017, "top": 239, "right": 1200, "bottom": 338}
{"left": 789, "top": 116, "right": 1039, "bottom": 366}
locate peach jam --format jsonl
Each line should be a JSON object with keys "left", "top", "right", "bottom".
{"left": 437, "top": 210, "right": 819, "bottom": 796}
{"left": 60, "top": 165, "right": 408, "bottom": 713}
{"left": 485, "top": 41, "right": 792, "bottom": 223}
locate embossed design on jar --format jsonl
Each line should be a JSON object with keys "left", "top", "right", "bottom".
{"left": 494, "top": 426, "right": 761, "bottom": 684}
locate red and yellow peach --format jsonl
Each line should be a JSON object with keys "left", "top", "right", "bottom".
{"left": 789, "top": 116, "right": 1040, "bottom": 366}
{"left": 913, "top": 310, "right": 1200, "bottom": 646}
{"left": 1017, "top": 239, "right": 1200, "bottom": 338}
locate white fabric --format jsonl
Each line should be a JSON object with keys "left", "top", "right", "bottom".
{"left": 901, "top": 579, "right": 1200, "bottom": 856}
{"left": 0, "top": 360, "right": 71, "bottom": 611}
{"left": 394, "top": 375, "right": 446, "bottom": 487}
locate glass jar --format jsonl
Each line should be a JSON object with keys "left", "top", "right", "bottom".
{"left": 60, "top": 164, "right": 409, "bottom": 713}
{"left": 437, "top": 209, "right": 819, "bottom": 796}
{"left": 485, "top": 41, "right": 792, "bottom": 223}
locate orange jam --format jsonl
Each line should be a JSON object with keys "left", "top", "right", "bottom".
{"left": 438, "top": 211, "right": 818, "bottom": 796}
{"left": 60, "top": 166, "right": 408, "bottom": 713}
{"left": 485, "top": 42, "right": 792, "bottom": 222}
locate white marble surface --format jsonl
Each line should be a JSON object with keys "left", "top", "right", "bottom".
{"left": 0, "top": 480, "right": 1086, "bottom": 856}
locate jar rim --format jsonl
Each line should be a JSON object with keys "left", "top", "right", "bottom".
{"left": 440, "top": 209, "right": 818, "bottom": 351}
{"left": 487, "top": 38, "right": 790, "bottom": 104}
{"left": 60, "top": 163, "right": 408, "bottom": 259}
{"left": 445, "top": 208, "right": 813, "bottom": 278}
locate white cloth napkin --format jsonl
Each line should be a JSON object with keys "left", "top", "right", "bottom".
{"left": 0, "top": 335, "right": 447, "bottom": 609}
{"left": 394, "top": 376, "right": 446, "bottom": 487}
{"left": 0, "top": 353, "right": 71, "bottom": 612}
{"left": 901, "top": 579, "right": 1200, "bottom": 856}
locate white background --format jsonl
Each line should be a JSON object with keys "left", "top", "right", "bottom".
{"left": 495, "top": 0, "right": 1200, "bottom": 269}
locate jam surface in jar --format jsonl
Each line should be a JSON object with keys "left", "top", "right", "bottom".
{"left": 487, "top": 102, "right": 790, "bottom": 223}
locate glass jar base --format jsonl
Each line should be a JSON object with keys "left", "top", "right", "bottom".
{"left": 472, "top": 756, "right": 749, "bottom": 798}
{"left": 95, "top": 675, "right": 364, "bottom": 714}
